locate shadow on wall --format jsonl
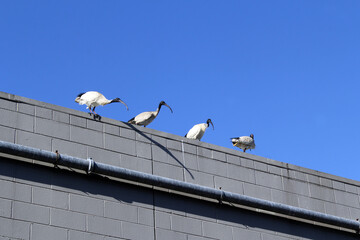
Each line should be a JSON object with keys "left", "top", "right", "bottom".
{"left": 124, "top": 122, "right": 194, "bottom": 179}
{"left": 0, "top": 158, "right": 358, "bottom": 240}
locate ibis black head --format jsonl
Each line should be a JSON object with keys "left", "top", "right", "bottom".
{"left": 250, "top": 134, "right": 254, "bottom": 139}
{"left": 111, "top": 98, "right": 129, "bottom": 111}
{"left": 75, "top": 92, "right": 85, "bottom": 103}
{"left": 206, "top": 119, "right": 214, "bottom": 130}
{"left": 159, "top": 101, "right": 173, "bottom": 113}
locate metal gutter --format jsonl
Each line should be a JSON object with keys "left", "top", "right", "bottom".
{"left": 0, "top": 140, "right": 359, "bottom": 232}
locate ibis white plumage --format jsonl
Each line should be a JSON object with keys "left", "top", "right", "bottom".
{"left": 185, "top": 119, "right": 214, "bottom": 140}
{"left": 231, "top": 134, "right": 255, "bottom": 152}
{"left": 75, "top": 91, "right": 128, "bottom": 119}
{"left": 128, "top": 101, "right": 173, "bottom": 127}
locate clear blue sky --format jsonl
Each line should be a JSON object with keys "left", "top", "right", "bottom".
{"left": 1, "top": 1, "right": 360, "bottom": 181}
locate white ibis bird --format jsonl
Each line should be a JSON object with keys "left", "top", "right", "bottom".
{"left": 75, "top": 91, "right": 128, "bottom": 119}
{"left": 128, "top": 101, "right": 173, "bottom": 127}
{"left": 231, "top": 134, "right": 255, "bottom": 152}
{"left": 185, "top": 119, "right": 214, "bottom": 140}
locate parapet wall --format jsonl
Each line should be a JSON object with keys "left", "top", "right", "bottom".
{"left": 0, "top": 91, "right": 359, "bottom": 240}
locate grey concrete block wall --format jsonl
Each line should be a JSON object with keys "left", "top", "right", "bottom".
{"left": 0, "top": 91, "right": 360, "bottom": 240}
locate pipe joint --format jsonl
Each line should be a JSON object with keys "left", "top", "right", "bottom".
{"left": 87, "top": 158, "right": 94, "bottom": 174}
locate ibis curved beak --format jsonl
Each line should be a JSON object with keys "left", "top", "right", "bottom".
{"left": 120, "top": 100, "right": 129, "bottom": 111}
{"left": 209, "top": 120, "right": 214, "bottom": 130}
{"left": 164, "top": 103, "right": 173, "bottom": 113}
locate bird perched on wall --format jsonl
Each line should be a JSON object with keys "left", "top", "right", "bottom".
{"left": 185, "top": 119, "right": 214, "bottom": 141}
{"left": 231, "top": 134, "right": 255, "bottom": 152}
{"left": 75, "top": 91, "right": 128, "bottom": 120}
{"left": 128, "top": 101, "right": 173, "bottom": 127}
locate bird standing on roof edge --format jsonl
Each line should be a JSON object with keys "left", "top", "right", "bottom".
{"left": 231, "top": 134, "right": 255, "bottom": 152}
{"left": 185, "top": 119, "right": 214, "bottom": 141}
{"left": 75, "top": 91, "right": 128, "bottom": 120}
{"left": 128, "top": 101, "right": 173, "bottom": 127}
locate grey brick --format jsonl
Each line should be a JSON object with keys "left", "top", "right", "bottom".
{"left": 120, "top": 154, "right": 152, "bottom": 174}
{"left": 198, "top": 156, "right": 227, "bottom": 177}
{"left": 86, "top": 119, "right": 103, "bottom": 132}
{"left": 135, "top": 131, "right": 152, "bottom": 144}
{"left": 35, "top": 106, "right": 52, "bottom": 119}
{"left": 52, "top": 138, "right": 87, "bottom": 159}
{"left": 155, "top": 211, "right": 171, "bottom": 229}
{"left": 0, "top": 217, "right": 30, "bottom": 240}
{"left": 183, "top": 142, "right": 196, "bottom": 154}
{"left": 345, "top": 184, "right": 358, "bottom": 194}
{"left": 0, "top": 198, "right": 11, "bottom": 217}
{"left": 151, "top": 135, "right": 167, "bottom": 146}
{"left": 228, "top": 164, "right": 256, "bottom": 183}
{"left": 53, "top": 111, "right": 69, "bottom": 124}
{"left": 197, "top": 147, "right": 212, "bottom": 158}
{"left": 243, "top": 182, "right": 272, "bottom": 201}
{"left": 18, "top": 102, "right": 35, "bottom": 115}
{"left": 104, "top": 123, "right": 120, "bottom": 135}
{"left": 155, "top": 228, "right": 186, "bottom": 240}
{"left": 50, "top": 208, "right": 86, "bottom": 230}
{"left": 0, "top": 125, "right": 15, "bottom": 143}
{"left": 13, "top": 201, "right": 49, "bottom": 224}
{"left": 187, "top": 236, "right": 213, "bottom": 240}
{"left": 153, "top": 145, "right": 184, "bottom": 166}
{"left": 17, "top": 130, "right": 52, "bottom": 151}
{"left": 334, "top": 189, "right": 360, "bottom": 208}
{"left": 226, "top": 154, "right": 240, "bottom": 165}
{"left": 0, "top": 98, "right": 16, "bottom": 110}
{"left": 240, "top": 158, "right": 254, "bottom": 168}
{"left": 70, "top": 194, "right": 104, "bottom": 216}
{"left": 138, "top": 207, "right": 154, "bottom": 226}
{"left": 68, "top": 230, "right": 105, "bottom": 240}
{"left": 0, "top": 181, "right": 32, "bottom": 202}
{"left": 332, "top": 181, "right": 346, "bottom": 191}
{"left": 105, "top": 134, "right": 136, "bottom": 156}
{"left": 320, "top": 177, "right": 333, "bottom": 188}
{"left": 307, "top": 174, "right": 320, "bottom": 185}
{"left": 202, "top": 221, "right": 232, "bottom": 240}
{"left": 309, "top": 184, "right": 335, "bottom": 202}
{"left": 104, "top": 200, "right": 138, "bottom": 222}
{"left": 71, "top": 125, "right": 103, "bottom": 147}
{"left": 298, "top": 196, "right": 325, "bottom": 213}
{"left": 123, "top": 221, "right": 154, "bottom": 240}
{"left": 271, "top": 189, "right": 299, "bottom": 207}
{"left": 167, "top": 139, "right": 182, "bottom": 151}
{"left": 253, "top": 161, "right": 267, "bottom": 172}
{"left": 214, "top": 176, "right": 243, "bottom": 195}
{"left": 282, "top": 178, "right": 310, "bottom": 196}
{"left": 153, "top": 162, "right": 184, "bottom": 181}
{"left": 232, "top": 227, "right": 262, "bottom": 240}
{"left": 268, "top": 165, "right": 282, "bottom": 175}
{"left": 171, "top": 214, "right": 202, "bottom": 235}
{"left": 213, "top": 150, "right": 226, "bottom": 162}
{"left": 31, "top": 223, "right": 67, "bottom": 240}
{"left": 120, "top": 127, "right": 135, "bottom": 139}
{"left": 70, "top": 115, "right": 86, "bottom": 127}
{"left": 87, "top": 215, "right": 122, "bottom": 237}
{"left": 88, "top": 147, "right": 121, "bottom": 166}
{"left": 183, "top": 152, "right": 198, "bottom": 170}
{"left": 136, "top": 141, "right": 152, "bottom": 159}
{"left": 32, "top": 187, "right": 68, "bottom": 209}
{"left": 324, "top": 201, "right": 351, "bottom": 219}
{"left": 185, "top": 170, "right": 214, "bottom": 188}
{"left": 35, "top": 117, "right": 69, "bottom": 139}
{"left": 262, "top": 233, "right": 291, "bottom": 240}
{"left": 0, "top": 109, "right": 34, "bottom": 132}
{"left": 255, "top": 171, "right": 283, "bottom": 189}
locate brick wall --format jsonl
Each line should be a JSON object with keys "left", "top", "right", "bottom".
{"left": 0, "top": 91, "right": 359, "bottom": 240}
